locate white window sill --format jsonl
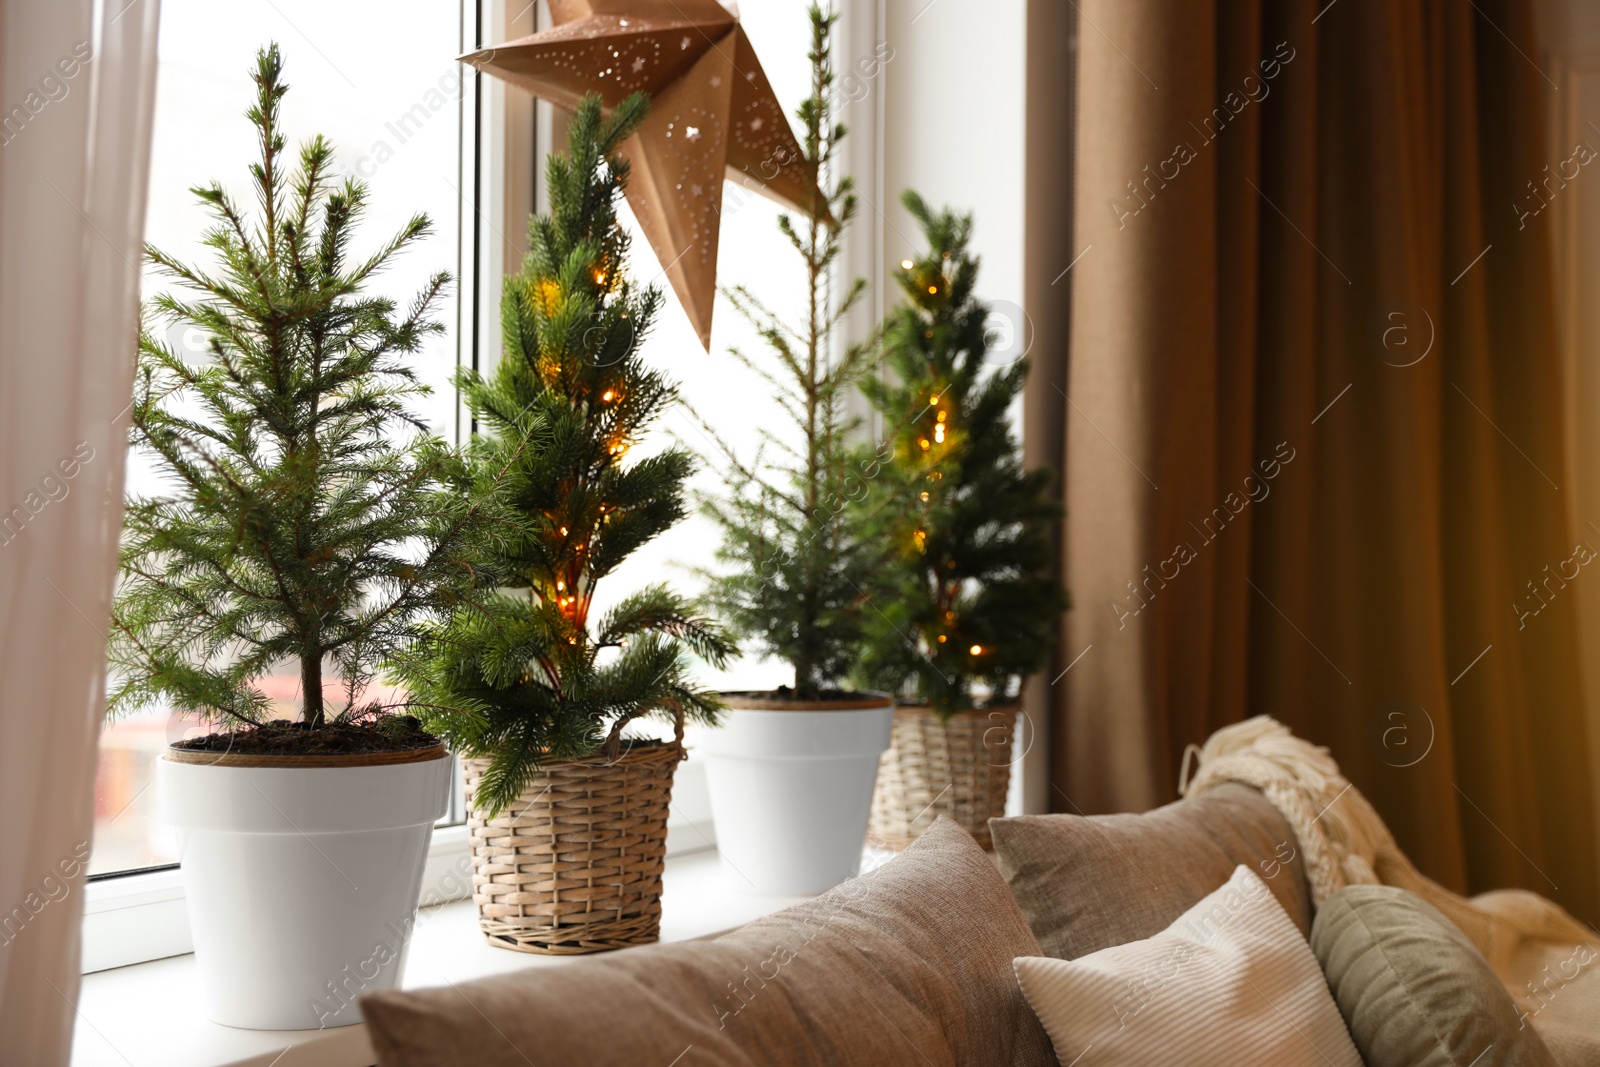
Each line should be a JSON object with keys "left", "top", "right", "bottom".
{"left": 70, "top": 845, "right": 826, "bottom": 1067}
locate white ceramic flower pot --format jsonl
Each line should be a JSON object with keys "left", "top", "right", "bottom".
{"left": 158, "top": 748, "right": 451, "bottom": 1030}
{"left": 701, "top": 693, "right": 893, "bottom": 895}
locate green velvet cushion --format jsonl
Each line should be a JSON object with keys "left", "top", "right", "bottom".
{"left": 1311, "top": 885, "right": 1555, "bottom": 1067}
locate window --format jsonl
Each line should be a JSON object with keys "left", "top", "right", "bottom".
{"left": 590, "top": 1, "right": 819, "bottom": 699}
{"left": 84, "top": 0, "right": 873, "bottom": 972}
{"left": 92, "top": 0, "right": 469, "bottom": 879}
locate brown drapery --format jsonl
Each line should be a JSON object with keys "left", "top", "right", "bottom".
{"left": 1040, "top": 0, "right": 1600, "bottom": 924}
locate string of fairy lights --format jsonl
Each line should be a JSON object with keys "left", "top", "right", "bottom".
{"left": 898, "top": 249, "right": 985, "bottom": 665}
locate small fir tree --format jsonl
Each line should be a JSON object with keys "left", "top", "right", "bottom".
{"left": 110, "top": 45, "right": 501, "bottom": 746}
{"left": 850, "top": 192, "right": 1065, "bottom": 717}
{"left": 396, "top": 93, "right": 732, "bottom": 816}
{"left": 698, "top": 4, "right": 876, "bottom": 700}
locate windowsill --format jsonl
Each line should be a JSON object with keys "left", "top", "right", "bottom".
{"left": 69, "top": 846, "right": 819, "bottom": 1067}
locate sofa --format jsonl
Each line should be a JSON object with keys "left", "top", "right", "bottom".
{"left": 358, "top": 783, "right": 1585, "bottom": 1065}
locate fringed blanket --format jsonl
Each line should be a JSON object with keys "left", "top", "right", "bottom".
{"left": 1180, "top": 717, "right": 1600, "bottom": 1057}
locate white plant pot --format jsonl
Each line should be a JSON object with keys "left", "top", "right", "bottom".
{"left": 158, "top": 748, "right": 451, "bottom": 1030}
{"left": 701, "top": 693, "right": 893, "bottom": 895}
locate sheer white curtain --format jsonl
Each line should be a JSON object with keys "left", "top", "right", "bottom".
{"left": 0, "top": 1, "right": 159, "bottom": 1063}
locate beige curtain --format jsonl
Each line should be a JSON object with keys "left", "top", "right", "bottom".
{"left": 1047, "top": 0, "right": 1600, "bottom": 924}
{"left": 0, "top": 1, "right": 160, "bottom": 1062}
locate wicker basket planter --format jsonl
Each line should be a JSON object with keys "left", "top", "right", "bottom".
{"left": 869, "top": 705, "right": 1018, "bottom": 850}
{"left": 463, "top": 741, "right": 680, "bottom": 955}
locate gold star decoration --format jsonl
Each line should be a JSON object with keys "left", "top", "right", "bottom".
{"left": 461, "top": 0, "right": 822, "bottom": 349}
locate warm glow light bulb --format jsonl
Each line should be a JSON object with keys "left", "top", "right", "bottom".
{"left": 969, "top": 644, "right": 983, "bottom": 655}
{"left": 602, "top": 390, "right": 615, "bottom": 402}
{"left": 901, "top": 259, "right": 914, "bottom": 270}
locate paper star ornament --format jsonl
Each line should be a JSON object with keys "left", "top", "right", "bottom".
{"left": 461, "top": 0, "right": 821, "bottom": 349}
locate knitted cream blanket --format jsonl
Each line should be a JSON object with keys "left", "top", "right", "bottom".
{"left": 1179, "top": 716, "right": 1596, "bottom": 993}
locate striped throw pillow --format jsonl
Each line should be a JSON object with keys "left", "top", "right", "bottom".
{"left": 1014, "top": 865, "right": 1362, "bottom": 1067}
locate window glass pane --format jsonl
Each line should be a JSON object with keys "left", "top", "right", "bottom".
{"left": 601, "top": 3, "right": 818, "bottom": 708}
{"left": 92, "top": 0, "right": 464, "bottom": 877}
{"left": 96, "top": 0, "right": 832, "bottom": 872}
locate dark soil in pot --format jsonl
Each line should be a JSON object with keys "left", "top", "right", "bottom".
{"left": 723, "top": 687, "right": 883, "bottom": 702}
{"left": 170, "top": 716, "right": 441, "bottom": 756}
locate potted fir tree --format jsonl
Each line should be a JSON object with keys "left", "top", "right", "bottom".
{"left": 396, "top": 92, "right": 731, "bottom": 954}
{"left": 852, "top": 193, "right": 1065, "bottom": 849}
{"left": 697, "top": 5, "right": 893, "bottom": 895}
{"left": 111, "top": 46, "right": 501, "bottom": 1030}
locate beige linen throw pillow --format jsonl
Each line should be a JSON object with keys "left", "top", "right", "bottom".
{"left": 1014, "top": 865, "right": 1361, "bottom": 1067}
{"left": 990, "top": 783, "right": 1313, "bottom": 959}
{"left": 362, "top": 819, "right": 1055, "bottom": 1067}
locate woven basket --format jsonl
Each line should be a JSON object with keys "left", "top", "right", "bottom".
{"left": 869, "top": 706, "right": 1018, "bottom": 850}
{"left": 463, "top": 738, "right": 681, "bottom": 955}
